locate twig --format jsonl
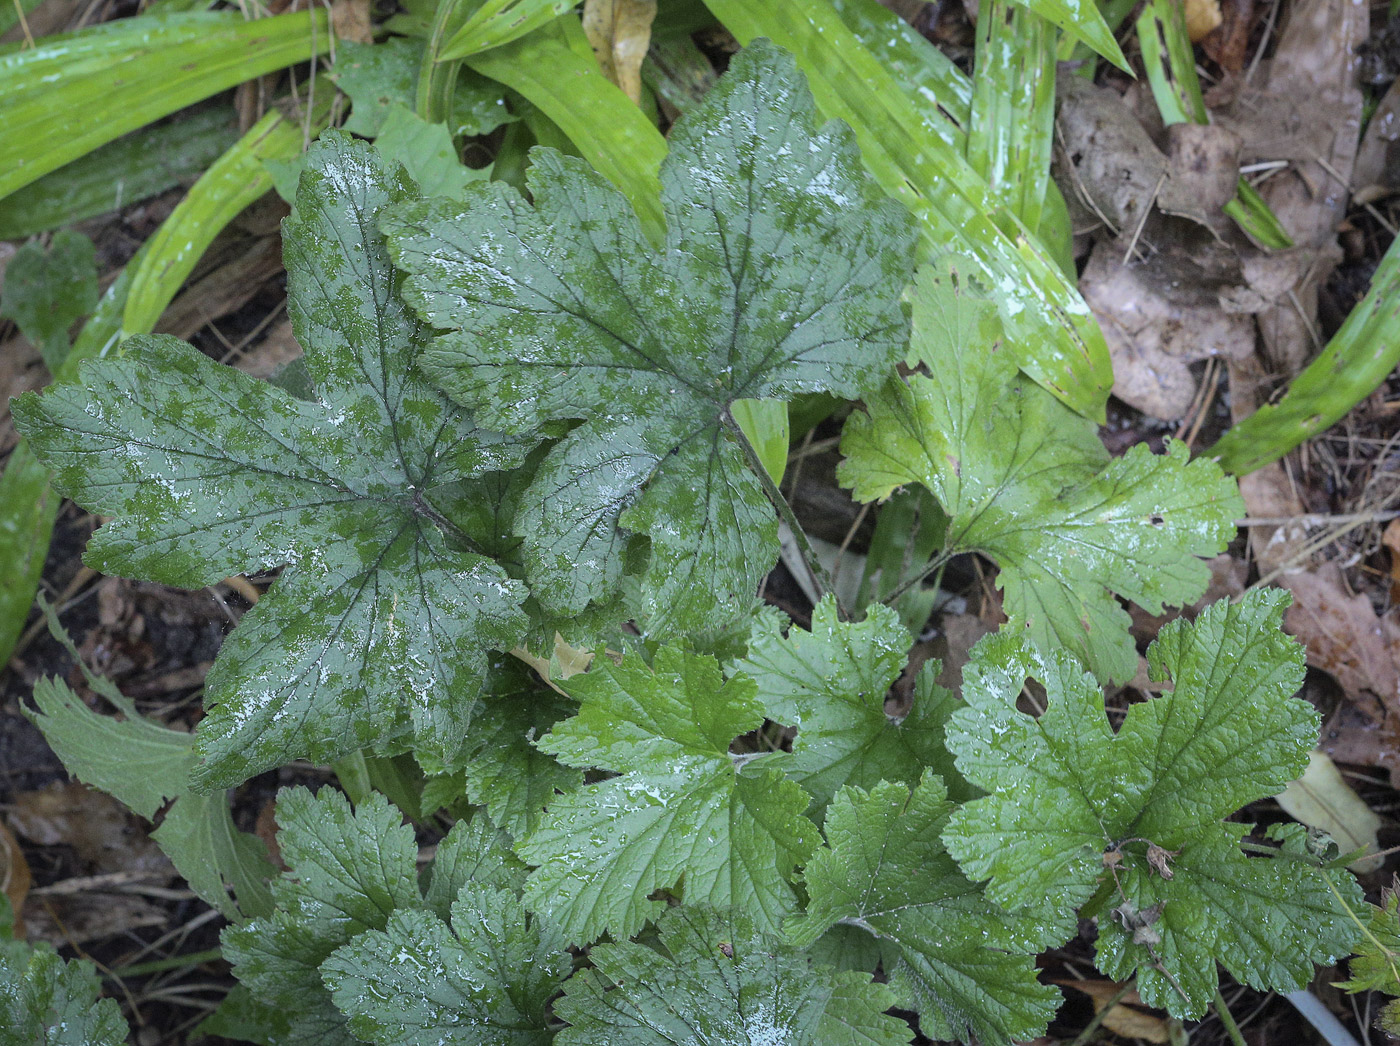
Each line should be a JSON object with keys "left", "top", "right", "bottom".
{"left": 1214, "top": 988, "right": 1248, "bottom": 1046}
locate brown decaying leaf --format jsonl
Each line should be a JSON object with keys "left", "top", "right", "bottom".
{"left": 1, "top": 823, "right": 31, "bottom": 938}
{"left": 1201, "top": 0, "right": 1254, "bottom": 73}
{"left": 7, "top": 781, "right": 172, "bottom": 879}
{"left": 331, "top": 0, "right": 374, "bottom": 44}
{"left": 582, "top": 0, "right": 658, "bottom": 105}
{"left": 1184, "top": 0, "right": 1223, "bottom": 42}
{"left": 1055, "top": 980, "right": 1170, "bottom": 1043}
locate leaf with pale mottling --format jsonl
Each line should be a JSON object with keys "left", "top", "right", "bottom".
{"left": 12, "top": 132, "right": 529, "bottom": 787}
{"left": 383, "top": 40, "right": 917, "bottom": 638}
{"left": 519, "top": 646, "right": 818, "bottom": 945}
{"left": 0, "top": 940, "right": 128, "bottom": 1046}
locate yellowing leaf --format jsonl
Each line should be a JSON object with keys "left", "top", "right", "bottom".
{"left": 1276, "top": 750, "right": 1382, "bottom": 873}
{"left": 582, "top": 0, "right": 657, "bottom": 104}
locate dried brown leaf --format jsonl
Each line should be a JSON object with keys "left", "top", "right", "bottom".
{"left": 582, "top": 0, "right": 657, "bottom": 105}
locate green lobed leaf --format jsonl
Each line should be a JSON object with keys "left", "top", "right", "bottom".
{"left": 839, "top": 264, "right": 1243, "bottom": 683}
{"left": 941, "top": 590, "right": 1363, "bottom": 1017}
{"left": 323, "top": 885, "right": 570, "bottom": 1046}
{"left": 739, "top": 596, "right": 965, "bottom": 813}
{"left": 555, "top": 904, "right": 912, "bottom": 1046}
{"left": 334, "top": 37, "right": 424, "bottom": 137}
{"left": 13, "top": 132, "right": 530, "bottom": 787}
{"left": 519, "top": 646, "right": 818, "bottom": 945}
{"left": 222, "top": 788, "right": 515, "bottom": 1046}
{"left": 789, "top": 774, "right": 1064, "bottom": 1046}
{"left": 0, "top": 940, "right": 128, "bottom": 1046}
{"left": 384, "top": 39, "right": 917, "bottom": 639}
{"left": 0, "top": 229, "right": 98, "bottom": 372}
{"left": 1338, "top": 891, "right": 1400, "bottom": 997}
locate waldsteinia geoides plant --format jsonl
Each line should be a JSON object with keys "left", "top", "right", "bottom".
{"left": 8, "top": 40, "right": 1364, "bottom": 1046}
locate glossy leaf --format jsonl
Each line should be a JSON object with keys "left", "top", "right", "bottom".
{"left": 323, "top": 887, "right": 569, "bottom": 1046}
{"left": 739, "top": 597, "right": 964, "bottom": 812}
{"left": 439, "top": 0, "right": 577, "bottom": 60}
{"left": 519, "top": 646, "right": 818, "bottom": 945}
{"left": 941, "top": 591, "right": 1363, "bottom": 1017}
{"left": 0, "top": 941, "right": 128, "bottom": 1046}
{"left": 790, "top": 774, "right": 1064, "bottom": 1045}
{"left": 386, "top": 41, "right": 916, "bottom": 637}
{"left": 556, "top": 905, "right": 911, "bottom": 1046}
{"left": 13, "top": 134, "right": 529, "bottom": 787}
{"left": 839, "top": 265, "right": 1242, "bottom": 683}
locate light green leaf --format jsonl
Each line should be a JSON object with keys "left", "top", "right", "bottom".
{"left": 555, "top": 905, "right": 912, "bottom": 1046}
{"left": 1338, "top": 890, "right": 1400, "bottom": 998}
{"left": 323, "top": 885, "right": 570, "bottom": 1046}
{"left": 941, "top": 590, "right": 1363, "bottom": 1017}
{"left": 519, "top": 646, "right": 818, "bottom": 945}
{"left": 374, "top": 103, "right": 488, "bottom": 197}
{"left": 385, "top": 40, "right": 916, "bottom": 638}
{"left": 1007, "top": 0, "right": 1126, "bottom": 71}
{"left": 839, "top": 264, "right": 1243, "bottom": 683}
{"left": 13, "top": 133, "right": 529, "bottom": 788}
{"left": 739, "top": 596, "right": 964, "bottom": 812}
{"left": 439, "top": 0, "right": 577, "bottom": 60}
{"left": 0, "top": 229, "right": 98, "bottom": 371}
{"left": 790, "top": 774, "right": 1064, "bottom": 1045}
{"left": 0, "top": 940, "right": 128, "bottom": 1046}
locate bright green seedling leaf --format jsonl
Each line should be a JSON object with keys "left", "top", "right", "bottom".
{"left": 0, "top": 940, "right": 128, "bottom": 1046}
{"left": 0, "top": 229, "right": 99, "bottom": 372}
{"left": 739, "top": 596, "right": 964, "bottom": 812}
{"left": 12, "top": 133, "right": 529, "bottom": 788}
{"left": 556, "top": 904, "right": 912, "bottom": 1046}
{"left": 323, "top": 885, "right": 570, "bottom": 1046}
{"left": 374, "top": 103, "right": 487, "bottom": 198}
{"left": 941, "top": 591, "right": 1364, "bottom": 1018}
{"left": 519, "top": 646, "right": 818, "bottom": 945}
{"left": 384, "top": 40, "right": 917, "bottom": 638}
{"left": 224, "top": 788, "right": 523, "bottom": 1046}
{"left": 839, "top": 265, "right": 1243, "bottom": 683}
{"left": 789, "top": 773, "right": 1064, "bottom": 1046}
{"left": 1338, "top": 890, "right": 1400, "bottom": 1034}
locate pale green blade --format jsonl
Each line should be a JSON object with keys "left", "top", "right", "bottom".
{"left": 439, "top": 0, "right": 576, "bottom": 60}
{"left": 1009, "top": 0, "right": 1126, "bottom": 71}
{"left": 1208, "top": 236, "right": 1400, "bottom": 474}
{"left": 967, "top": 0, "right": 1057, "bottom": 232}
{"left": 0, "top": 9, "right": 330, "bottom": 198}
{"left": 466, "top": 13, "right": 667, "bottom": 242}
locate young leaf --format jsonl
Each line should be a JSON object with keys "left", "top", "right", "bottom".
{"left": 556, "top": 905, "right": 912, "bottom": 1046}
{"left": 739, "top": 596, "right": 965, "bottom": 812}
{"left": 519, "top": 646, "right": 818, "bottom": 945}
{"left": 323, "top": 885, "right": 570, "bottom": 1046}
{"left": 839, "top": 265, "right": 1243, "bottom": 683}
{"left": 383, "top": 39, "right": 917, "bottom": 637}
{"left": 941, "top": 590, "right": 1363, "bottom": 1017}
{"left": 789, "top": 773, "right": 1064, "bottom": 1046}
{"left": 12, "top": 132, "right": 530, "bottom": 787}
{"left": 374, "top": 104, "right": 488, "bottom": 198}
{"left": 0, "top": 940, "right": 128, "bottom": 1046}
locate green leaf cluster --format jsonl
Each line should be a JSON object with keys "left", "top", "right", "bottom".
{"left": 0, "top": 938, "right": 128, "bottom": 1046}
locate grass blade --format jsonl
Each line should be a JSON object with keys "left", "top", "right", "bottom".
{"left": 1207, "top": 236, "right": 1400, "bottom": 474}
{"left": 1009, "top": 0, "right": 1126, "bottom": 70}
{"left": 968, "top": 0, "right": 1057, "bottom": 232}
{"left": 0, "top": 107, "right": 240, "bottom": 241}
{"left": 467, "top": 13, "right": 667, "bottom": 240}
{"left": 438, "top": 0, "right": 576, "bottom": 60}
{"left": 0, "top": 9, "right": 330, "bottom": 199}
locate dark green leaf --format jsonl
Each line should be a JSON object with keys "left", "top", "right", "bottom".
{"left": 0, "top": 229, "right": 98, "bottom": 371}
{"left": 0, "top": 941, "right": 128, "bottom": 1046}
